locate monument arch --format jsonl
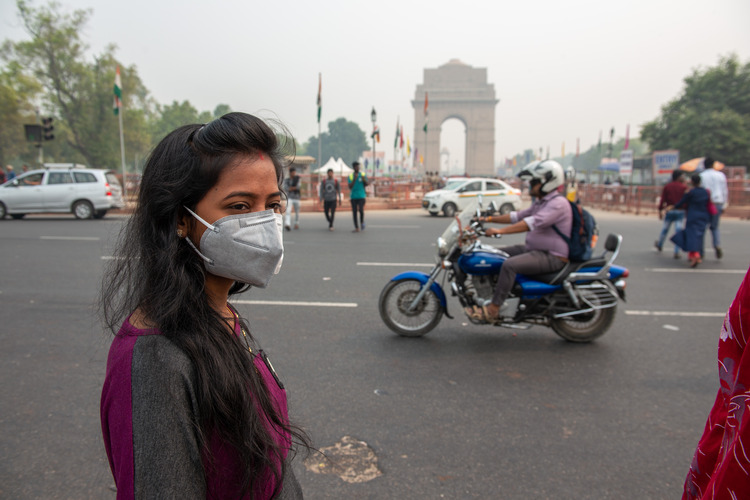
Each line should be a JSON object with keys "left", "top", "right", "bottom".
{"left": 412, "top": 59, "right": 498, "bottom": 177}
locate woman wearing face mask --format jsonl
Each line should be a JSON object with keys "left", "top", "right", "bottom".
{"left": 100, "top": 113, "right": 310, "bottom": 499}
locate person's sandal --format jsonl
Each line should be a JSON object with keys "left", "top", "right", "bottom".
{"left": 464, "top": 306, "right": 483, "bottom": 321}
{"left": 481, "top": 304, "right": 501, "bottom": 325}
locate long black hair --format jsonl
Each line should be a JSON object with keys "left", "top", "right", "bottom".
{"left": 101, "top": 112, "right": 310, "bottom": 497}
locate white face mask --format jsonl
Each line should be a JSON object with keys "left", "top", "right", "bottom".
{"left": 183, "top": 207, "right": 284, "bottom": 288}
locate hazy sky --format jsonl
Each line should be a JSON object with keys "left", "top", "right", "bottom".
{"left": 2, "top": 0, "right": 749, "bottom": 173}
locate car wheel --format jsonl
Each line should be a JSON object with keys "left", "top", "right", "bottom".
{"left": 442, "top": 202, "right": 457, "bottom": 218}
{"left": 93, "top": 209, "right": 107, "bottom": 219}
{"left": 0, "top": 202, "right": 6, "bottom": 219}
{"left": 73, "top": 200, "right": 94, "bottom": 219}
{"left": 499, "top": 203, "right": 514, "bottom": 215}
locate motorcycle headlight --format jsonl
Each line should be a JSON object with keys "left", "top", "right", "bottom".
{"left": 437, "top": 237, "right": 448, "bottom": 256}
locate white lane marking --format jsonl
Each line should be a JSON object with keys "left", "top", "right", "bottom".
{"left": 41, "top": 236, "right": 99, "bottom": 241}
{"left": 366, "top": 225, "right": 420, "bottom": 229}
{"left": 357, "top": 262, "right": 433, "bottom": 267}
{"left": 663, "top": 325, "right": 680, "bottom": 331}
{"left": 645, "top": 268, "right": 746, "bottom": 274}
{"left": 626, "top": 310, "right": 725, "bottom": 317}
{"left": 232, "top": 299, "right": 357, "bottom": 308}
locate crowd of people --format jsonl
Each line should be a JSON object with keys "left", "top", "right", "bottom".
{"left": 654, "top": 158, "right": 728, "bottom": 267}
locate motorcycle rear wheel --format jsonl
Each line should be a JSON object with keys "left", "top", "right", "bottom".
{"left": 379, "top": 279, "right": 444, "bottom": 337}
{"left": 550, "top": 288, "right": 616, "bottom": 343}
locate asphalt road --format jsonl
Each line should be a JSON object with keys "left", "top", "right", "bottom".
{"left": 0, "top": 208, "right": 747, "bottom": 499}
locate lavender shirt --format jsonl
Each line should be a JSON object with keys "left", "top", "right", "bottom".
{"left": 510, "top": 191, "right": 572, "bottom": 258}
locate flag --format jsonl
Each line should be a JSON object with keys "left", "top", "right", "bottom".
{"left": 624, "top": 124, "right": 630, "bottom": 149}
{"left": 371, "top": 125, "right": 380, "bottom": 143}
{"left": 394, "top": 117, "right": 400, "bottom": 149}
{"left": 316, "top": 73, "right": 322, "bottom": 124}
{"left": 407, "top": 136, "right": 411, "bottom": 156}
{"left": 423, "top": 92, "right": 429, "bottom": 133}
{"left": 113, "top": 66, "right": 122, "bottom": 116}
{"left": 399, "top": 125, "right": 404, "bottom": 149}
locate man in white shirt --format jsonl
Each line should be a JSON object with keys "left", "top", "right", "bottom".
{"left": 699, "top": 157, "right": 729, "bottom": 259}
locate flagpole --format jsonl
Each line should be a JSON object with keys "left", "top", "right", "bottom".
{"left": 118, "top": 98, "right": 127, "bottom": 201}
{"left": 317, "top": 73, "right": 322, "bottom": 173}
{"left": 317, "top": 121, "right": 321, "bottom": 172}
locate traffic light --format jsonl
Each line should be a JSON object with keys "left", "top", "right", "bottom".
{"left": 24, "top": 124, "right": 42, "bottom": 143}
{"left": 42, "top": 117, "right": 54, "bottom": 141}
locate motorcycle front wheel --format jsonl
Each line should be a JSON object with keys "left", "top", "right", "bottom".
{"left": 379, "top": 279, "right": 444, "bottom": 337}
{"left": 550, "top": 286, "right": 616, "bottom": 343}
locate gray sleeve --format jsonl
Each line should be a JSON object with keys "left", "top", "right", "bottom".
{"left": 131, "top": 336, "right": 205, "bottom": 499}
{"left": 278, "top": 464, "right": 303, "bottom": 500}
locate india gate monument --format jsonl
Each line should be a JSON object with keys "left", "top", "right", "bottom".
{"left": 412, "top": 59, "right": 498, "bottom": 177}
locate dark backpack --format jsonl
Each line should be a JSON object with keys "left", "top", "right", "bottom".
{"left": 552, "top": 200, "right": 598, "bottom": 262}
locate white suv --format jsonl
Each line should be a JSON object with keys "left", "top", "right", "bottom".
{"left": 0, "top": 166, "right": 125, "bottom": 220}
{"left": 422, "top": 177, "right": 522, "bottom": 217}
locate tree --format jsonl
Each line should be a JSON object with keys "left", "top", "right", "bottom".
{"left": 641, "top": 54, "right": 750, "bottom": 166}
{"left": 0, "top": 60, "right": 41, "bottom": 167}
{"left": 150, "top": 100, "right": 200, "bottom": 143}
{"left": 2, "top": 1, "right": 153, "bottom": 169}
{"left": 150, "top": 101, "right": 234, "bottom": 144}
{"left": 303, "top": 117, "right": 368, "bottom": 164}
{"left": 213, "top": 104, "right": 231, "bottom": 119}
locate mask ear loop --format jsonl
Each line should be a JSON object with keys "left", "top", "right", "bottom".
{"left": 184, "top": 206, "right": 218, "bottom": 232}
{"left": 182, "top": 206, "right": 216, "bottom": 265}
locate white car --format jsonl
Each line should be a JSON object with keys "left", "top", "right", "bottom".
{"left": 422, "top": 177, "right": 522, "bottom": 217}
{"left": 0, "top": 166, "right": 125, "bottom": 219}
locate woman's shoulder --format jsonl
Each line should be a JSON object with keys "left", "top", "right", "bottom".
{"left": 112, "top": 316, "right": 193, "bottom": 375}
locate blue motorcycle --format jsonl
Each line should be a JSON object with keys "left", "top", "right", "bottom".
{"left": 378, "top": 200, "right": 629, "bottom": 342}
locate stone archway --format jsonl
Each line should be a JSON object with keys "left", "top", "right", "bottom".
{"left": 412, "top": 59, "right": 498, "bottom": 177}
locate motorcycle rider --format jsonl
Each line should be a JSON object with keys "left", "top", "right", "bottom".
{"left": 478, "top": 160, "right": 572, "bottom": 322}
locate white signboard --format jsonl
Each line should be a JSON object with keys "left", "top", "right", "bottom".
{"left": 619, "top": 149, "right": 633, "bottom": 176}
{"left": 653, "top": 150, "right": 679, "bottom": 179}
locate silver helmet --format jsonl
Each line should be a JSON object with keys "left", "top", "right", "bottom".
{"left": 517, "top": 160, "right": 564, "bottom": 195}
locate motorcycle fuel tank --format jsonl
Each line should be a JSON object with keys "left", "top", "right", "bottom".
{"left": 458, "top": 251, "right": 505, "bottom": 276}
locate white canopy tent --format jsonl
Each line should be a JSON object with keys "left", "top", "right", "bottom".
{"left": 313, "top": 156, "right": 353, "bottom": 175}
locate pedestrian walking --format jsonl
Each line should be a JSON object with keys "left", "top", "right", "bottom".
{"left": 283, "top": 166, "right": 301, "bottom": 230}
{"left": 671, "top": 174, "right": 711, "bottom": 268}
{"left": 682, "top": 265, "right": 750, "bottom": 499}
{"left": 655, "top": 169, "right": 688, "bottom": 258}
{"left": 100, "top": 113, "right": 310, "bottom": 499}
{"left": 348, "top": 161, "right": 368, "bottom": 232}
{"left": 319, "top": 167, "right": 341, "bottom": 231}
{"left": 699, "top": 157, "right": 728, "bottom": 259}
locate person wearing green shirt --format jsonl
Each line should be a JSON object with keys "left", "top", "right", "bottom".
{"left": 348, "top": 161, "right": 368, "bottom": 232}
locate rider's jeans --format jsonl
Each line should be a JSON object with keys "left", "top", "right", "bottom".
{"left": 491, "top": 245, "right": 566, "bottom": 306}
{"left": 657, "top": 209, "right": 685, "bottom": 253}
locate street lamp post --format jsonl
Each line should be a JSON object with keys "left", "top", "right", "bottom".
{"left": 371, "top": 107, "right": 377, "bottom": 177}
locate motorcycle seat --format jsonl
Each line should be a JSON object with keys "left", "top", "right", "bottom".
{"left": 532, "top": 258, "right": 609, "bottom": 284}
